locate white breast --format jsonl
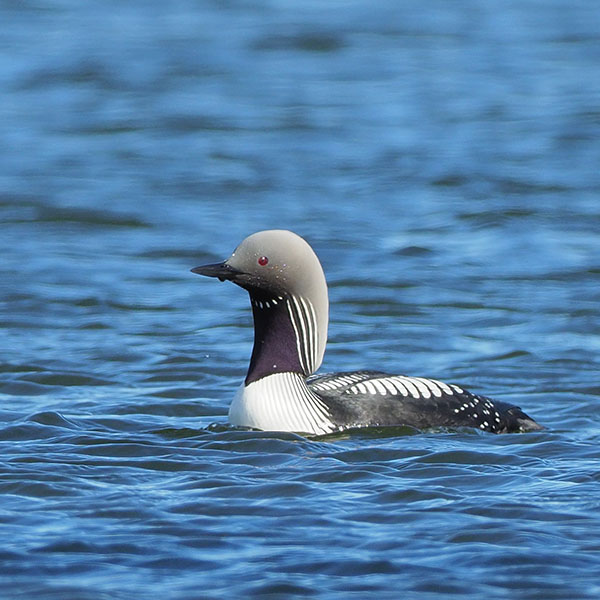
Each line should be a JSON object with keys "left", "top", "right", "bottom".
{"left": 228, "top": 372, "right": 336, "bottom": 435}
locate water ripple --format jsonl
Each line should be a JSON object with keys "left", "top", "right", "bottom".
{"left": 2, "top": 0, "right": 600, "bottom": 598}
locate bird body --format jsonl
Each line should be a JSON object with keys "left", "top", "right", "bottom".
{"left": 192, "top": 230, "right": 542, "bottom": 435}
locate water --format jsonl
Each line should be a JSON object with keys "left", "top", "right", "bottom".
{"left": 2, "top": 1, "right": 600, "bottom": 598}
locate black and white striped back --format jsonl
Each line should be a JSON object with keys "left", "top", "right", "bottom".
{"left": 308, "top": 371, "right": 541, "bottom": 433}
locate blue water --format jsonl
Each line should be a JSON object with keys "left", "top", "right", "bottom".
{"left": 2, "top": 1, "right": 600, "bottom": 598}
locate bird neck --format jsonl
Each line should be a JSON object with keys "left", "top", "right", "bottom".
{"left": 245, "top": 291, "right": 324, "bottom": 385}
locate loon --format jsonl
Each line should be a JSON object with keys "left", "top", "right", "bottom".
{"left": 192, "top": 230, "right": 542, "bottom": 436}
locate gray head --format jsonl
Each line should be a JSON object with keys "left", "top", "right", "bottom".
{"left": 192, "top": 230, "right": 329, "bottom": 380}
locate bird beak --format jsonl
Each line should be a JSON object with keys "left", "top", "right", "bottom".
{"left": 191, "top": 261, "right": 242, "bottom": 282}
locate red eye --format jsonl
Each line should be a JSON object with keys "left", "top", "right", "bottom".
{"left": 258, "top": 256, "right": 269, "bottom": 266}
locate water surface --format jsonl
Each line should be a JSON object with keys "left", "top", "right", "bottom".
{"left": 1, "top": 1, "right": 600, "bottom": 598}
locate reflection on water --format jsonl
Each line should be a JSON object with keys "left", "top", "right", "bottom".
{"left": 1, "top": 1, "right": 600, "bottom": 598}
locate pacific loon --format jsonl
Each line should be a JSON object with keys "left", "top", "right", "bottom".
{"left": 192, "top": 230, "right": 542, "bottom": 435}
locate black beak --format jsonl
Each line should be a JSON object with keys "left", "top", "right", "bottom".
{"left": 191, "top": 261, "right": 242, "bottom": 282}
